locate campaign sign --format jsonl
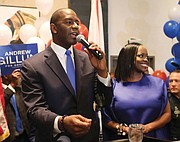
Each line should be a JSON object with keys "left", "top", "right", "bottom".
{"left": 0, "top": 43, "right": 38, "bottom": 76}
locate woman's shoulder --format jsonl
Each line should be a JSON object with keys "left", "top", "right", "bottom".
{"left": 143, "top": 74, "right": 164, "bottom": 84}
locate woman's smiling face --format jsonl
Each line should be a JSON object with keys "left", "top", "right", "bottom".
{"left": 134, "top": 45, "right": 149, "bottom": 73}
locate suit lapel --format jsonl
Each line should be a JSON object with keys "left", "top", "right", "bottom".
{"left": 44, "top": 47, "right": 75, "bottom": 96}
{"left": 73, "top": 48, "right": 85, "bottom": 99}
{"left": 4, "top": 87, "right": 13, "bottom": 95}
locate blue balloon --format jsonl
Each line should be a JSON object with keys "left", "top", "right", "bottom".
{"left": 171, "top": 57, "right": 180, "bottom": 67}
{"left": 176, "top": 31, "right": 180, "bottom": 42}
{"left": 171, "top": 42, "right": 180, "bottom": 58}
{"left": 165, "top": 58, "right": 177, "bottom": 73}
{"left": 163, "top": 20, "right": 179, "bottom": 38}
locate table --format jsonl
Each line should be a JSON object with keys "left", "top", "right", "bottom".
{"left": 106, "top": 136, "right": 173, "bottom": 142}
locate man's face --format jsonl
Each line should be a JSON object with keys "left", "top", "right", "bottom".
{"left": 51, "top": 9, "right": 80, "bottom": 49}
{"left": 169, "top": 72, "right": 180, "bottom": 97}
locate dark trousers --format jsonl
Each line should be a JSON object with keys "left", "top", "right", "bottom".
{"left": 14, "top": 131, "right": 30, "bottom": 142}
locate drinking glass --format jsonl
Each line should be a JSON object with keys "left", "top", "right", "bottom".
{"left": 128, "top": 124, "right": 143, "bottom": 142}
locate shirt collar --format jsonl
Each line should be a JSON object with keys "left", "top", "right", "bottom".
{"left": 2, "top": 83, "right": 16, "bottom": 93}
{"left": 51, "top": 42, "right": 74, "bottom": 57}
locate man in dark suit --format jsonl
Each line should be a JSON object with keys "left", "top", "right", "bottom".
{"left": 2, "top": 69, "right": 30, "bottom": 142}
{"left": 21, "top": 8, "right": 112, "bottom": 142}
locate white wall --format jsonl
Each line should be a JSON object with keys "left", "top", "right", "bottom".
{"left": 108, "top": 0, "right": 179, "bottom": 74}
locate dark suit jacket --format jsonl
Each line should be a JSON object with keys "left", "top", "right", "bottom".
{"left": 3, "top": 86, "right": 30, "bottom": 142}
{"left": 21, "top": 47, "right": 112, "bottom": 142}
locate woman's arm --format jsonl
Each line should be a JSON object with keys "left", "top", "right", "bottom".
{"left": 106, "top": 121, "right": 128, "bottom": 135}
{"left": 142, "top": 101, "right": 171, "bottom": 134}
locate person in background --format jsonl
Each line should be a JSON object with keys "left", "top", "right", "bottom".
{"left": 0, "top": 77, "right": 10, "bottom": 141}
{"left": 2, "top": 69, "right": 30, "bottom": 142}
{"left": 103, "top": 42, "right": 171, "bottom": 141}
{"left": 168, "top": 69, "right": 180, "bottom": 141}
{"left": 21, "top": 8, "right": 112, "bottom": 142}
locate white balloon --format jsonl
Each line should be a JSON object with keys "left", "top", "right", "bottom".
{"left": 168, "top": 5, "right": 180, "bottom": 23}
{"left": 39, "top": 21, "right": 52, "bottom": 44}
{"left": 35, "top": 0, "right": 54, "bottom": 15}
{"left": 35, "top": 17, "right": 48, "bottom": 31}
{"left": 26, "top": 36, "right": 45, "bottom": 53}
{"left": 19, "top": 24, "right": 37, "bottom": 43}
{"left": 0, "top": 24, "right": 12, "bottom": 45}
{"left": 148, "top": 66, "right": 154, "bottom": 74}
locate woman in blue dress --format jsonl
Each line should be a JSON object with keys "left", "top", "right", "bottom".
{"left": 103, "top": 42, "right": 171, "bottom": 140}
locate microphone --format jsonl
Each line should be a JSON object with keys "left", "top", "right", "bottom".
{"left": 76, "top": 35, "right": 103, "bottom": 60}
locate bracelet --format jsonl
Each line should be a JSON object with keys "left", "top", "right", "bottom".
{"left": 116, "top": 123, "right": 127, "bottom": 136}
{"left": 116, "top": 124, "right": 121, "bottom": 135}
{"left": 60, "top": 115, "right": 68, "bottom": 132}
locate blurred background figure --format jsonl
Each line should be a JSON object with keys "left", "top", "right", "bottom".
{"left": 0, "top": 77, "right": 10, "bottom": 141}
{"left": 103, "top": 42, "right": 171, "bottom": 141}
{"left": 2, "top": 69, "right": 31, "bottom": 142}
{"left": 168, "top": 69, "right": 180, "bottom": 141}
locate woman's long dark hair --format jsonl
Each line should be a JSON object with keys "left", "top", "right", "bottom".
{"left": 115, "top": 43, "right": 142, "bottom": 82}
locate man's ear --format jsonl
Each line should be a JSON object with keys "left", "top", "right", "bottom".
{"left": 50, "top": 23, "right": 57, "bottom": 34}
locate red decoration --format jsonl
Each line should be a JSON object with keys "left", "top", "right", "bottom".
{"left": 46, "top": 39, "right": 52, "bottom": 48}
{"left": 0, "top": 77, "right": 5, "bottom": 135}
{"left": 74, "top": 43, "right": 84, "bottom": 51}
{"left": 79, "top": 23, "right": 88, "bottom": 39}
{"left": 152, "top": 70, "right": 167, "bottom": 82}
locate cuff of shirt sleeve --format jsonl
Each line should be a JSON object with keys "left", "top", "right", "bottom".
{"left": 54, "top": 116, "right": 61, "bottom": 134}
{"left": 97, "top": 73, "right": 111, "bottom": 87}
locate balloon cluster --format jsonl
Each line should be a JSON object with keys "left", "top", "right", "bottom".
{"left": 25, "top": 0, "right": 54, "bottom": 52}
{"left": 0, "top": 0, "right": 89, "bottom": 53}
{"left": 163, "top": 1, "right": 180, "bottom": 73}
{"left": 164, "top": 2, "right": 180, "bottom": 39}
{"left": 0, "top": 0, "right": 54, "bottom": 53}
{"left": 0, "top": 24, "right": 12, "bottom": 45}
